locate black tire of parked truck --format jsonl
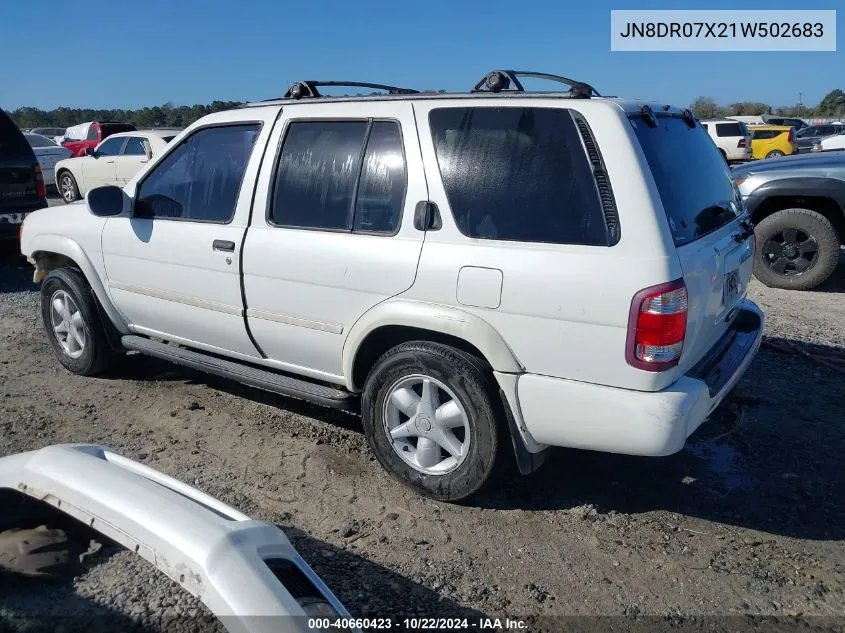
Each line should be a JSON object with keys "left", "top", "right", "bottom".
{"left": 361, "top": 341, "right": 509, "bottom": 503}
{"left": 0, "top": 526, "right": 82, "bottom": 580}
{"left": 40, "top": 268, "right": 119, "bottom": 376}
{"left": 753, "top": 208, "right": 841, "bottom": 291}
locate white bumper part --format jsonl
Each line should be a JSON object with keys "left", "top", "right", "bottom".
{"left": 0, "top": 444, "right": 356, "bottom": 633}
{"left": 518, "top": 300, "right": 765, "bottom": 456}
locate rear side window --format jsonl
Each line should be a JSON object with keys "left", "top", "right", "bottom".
{"left": 429, "top": 107, "right": 610, "bottom": 245}
{"left": 122, "top": 137, "right": 147, "bottom": 156}
{"left": 136, "top": 124, "right": 260, "bottom": 223}
{"left": 271, "top": 120, "right": 406, "bottom": 234}
{"left": 751, "top": 130, "right": 778, "bottom": 140}
{"left": 631, "top": 115, "right": 740, "bottom": 247}
{"left": 715, "top": 123, "right": 742, "bottom": 137}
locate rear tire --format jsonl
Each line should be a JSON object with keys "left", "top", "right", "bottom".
{"left": 0, "top": 526, "right": 82, "bottom": 580}
{"left": 753, "top": 208, "right": 840, "bottom": 290}
{"left": 40, "top": 268, "right": 118, "bottom": 375}
{"left": 361, "top": 342, "right": 507, "bottom": 502}
{"left": 58, "top": 170, "right": 80, "bottom": 203}
{"left": 766, "top": 150, "right": 785, "bottom": 158}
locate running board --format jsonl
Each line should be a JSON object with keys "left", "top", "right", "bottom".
{"left": 121, "top": 335, "right": 356, "bottom": 410}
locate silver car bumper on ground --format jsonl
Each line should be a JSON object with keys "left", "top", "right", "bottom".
{"left": 0, "top": 444, "right": 357, "bottom": 633}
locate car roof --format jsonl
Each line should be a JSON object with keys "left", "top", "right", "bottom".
{"left": 751, "top": 125, "right": 792, "bottom": 131}
{"left": 242, "top": 91, "right": 691, "bottom": 117}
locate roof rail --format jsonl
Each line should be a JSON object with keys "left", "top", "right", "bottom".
{"left": 283, "top": 81, "right": 420, "bottom": 100}
{"left": 471, "top": 70, "right": 600, "bottom": 98}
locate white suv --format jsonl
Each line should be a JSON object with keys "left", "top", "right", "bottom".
{"left": 20, "top": 71, "right": 764, "bottom": 502}
{"left": 700, "top": 119, "right": 752, "bottom": 162}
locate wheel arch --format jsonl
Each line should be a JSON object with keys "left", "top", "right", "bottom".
{"left": 343, "top": 301, "right": 523, "bottom": 392}
{"left": 745, "top": 177, "right": 845, "bottom": 245}
{"left": 28, "top": 235, "right": 129, "bottom": 335}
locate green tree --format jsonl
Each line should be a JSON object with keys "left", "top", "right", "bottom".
{"left": 818, "top": 89, "right": 845, "bottom": 116}
{"left": 690, "top": 96, "right": 723, "bottom": 119}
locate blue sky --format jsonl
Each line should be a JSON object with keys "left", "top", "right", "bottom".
{"left": 2, "top": 0, "right": 841, "bottom": 110}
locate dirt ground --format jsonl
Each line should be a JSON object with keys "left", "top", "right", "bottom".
{"left": 1, "top": 202, "right": 844, "bottom": 632}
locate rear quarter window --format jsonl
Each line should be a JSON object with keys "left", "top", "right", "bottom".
{"left": 428, "top": 106, "right": 612, "bottom": 246}
{"left": 631, "top": 115, "right": 740, "bottom": 247}
{"left": 715, "top": 123, "right": 742, "bottom": 137}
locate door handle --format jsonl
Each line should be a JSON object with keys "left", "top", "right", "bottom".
{"left": 212, "top": 239, "right": 236, "bottom": 252}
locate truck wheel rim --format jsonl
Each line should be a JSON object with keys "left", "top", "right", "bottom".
{"left": 49, "top": 290, "right": 86, "bottom": 359}
{"left": 382, "top": 374, "right": 470, "bottom": 475}
{"left": 762, "top": 228, "right": 819, "bottom": 276}
{"left": 60, "top": 176, "right": 74, "bottom": 201}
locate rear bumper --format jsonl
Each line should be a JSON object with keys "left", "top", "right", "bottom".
{"left": 0, "top": 203, "right": 47, "bottom": 237}
{"left": 517, "top": 299, "right": 764, "bottom": 456}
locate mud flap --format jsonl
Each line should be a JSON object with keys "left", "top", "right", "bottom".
{"left": 499, "top": 389, "right": 547, "bottom": 475}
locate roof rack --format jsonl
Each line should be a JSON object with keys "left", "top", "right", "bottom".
{"left": 471, "top": 70, "right": 600, "bottom": 98}
{"left": 283, "top": 81, "right": 420, "bottom": 99}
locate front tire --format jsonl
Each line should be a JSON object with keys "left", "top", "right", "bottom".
{"left": 361, "top": 342, "right": 506, "bottom": 502}
{"left": 753, "top": 208, "right": 840, "bottom": 290}
{"left": 58, "top": 171, "right": 80, "bottom": 203}
{"left": 40, "top": 268, "right": 117, "bottom": 375}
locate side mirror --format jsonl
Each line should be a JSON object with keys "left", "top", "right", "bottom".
{"left": 85, "top": 147, "right": 96, "bottom": 157}
{"left": 87, "top": 186, "right": 130, "bottom": 217}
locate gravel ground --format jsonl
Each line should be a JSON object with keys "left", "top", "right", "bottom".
{"left": 1, "top": 199, "right": 844, "bottom": 632}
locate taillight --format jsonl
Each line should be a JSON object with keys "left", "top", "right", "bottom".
{"left": 737, "top": 138, "right": 746, "bottom": 148}
{"left": 788, "top": 128, "right": 794, "bottom": 142}
{"left": 626, "top": 279, "right": 688, "bottom": 371}
{"left": 34, "top": 164, "right": 46, "bottom": 199}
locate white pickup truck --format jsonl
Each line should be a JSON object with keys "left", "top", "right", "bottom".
{"left": 19, "top": 74, "right": 765, "bottom": 502}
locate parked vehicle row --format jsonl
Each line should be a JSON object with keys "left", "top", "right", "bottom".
{"left": 20, "top": 71, "right": 764, "bottom": 501}
{"left": 24, "top": 133, "right": 72, "bottom": 186}
{"left": 56, "top": 129, "right": 181, "bottom": 203}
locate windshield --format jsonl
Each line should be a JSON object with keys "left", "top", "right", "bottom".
{"left": 630, "top": 114, "right": 740, "bottom": 247}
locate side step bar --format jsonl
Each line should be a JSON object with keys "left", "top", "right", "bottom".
{"left": 121, "top": 335, "right": 356, "bottom": 410}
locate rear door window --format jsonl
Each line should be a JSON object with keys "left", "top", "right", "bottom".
{"left": 428, "top": 106, "right": 611, "bottom": 246}
{"left": 630, "top": 115, "right": 740, "bottom": 247}
{"left": 715, "top": 123, "right": 742, "bottom": 137}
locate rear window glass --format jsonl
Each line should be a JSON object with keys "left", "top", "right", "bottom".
{"left": 0, "top": 110, "right": 32, "bottom": 157}
{"left": 631, "top": 115, "right": 740, "bottom": 247}
{"left": 715, "top": 123, "right": 742, "bottom": 137}
{"left": 429, "top": 107, "right": 610, "bottom": 246}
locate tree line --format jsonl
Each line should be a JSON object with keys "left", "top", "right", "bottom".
{"left": 690, "top": 89, "right": 845, "bottom": 120}
{"left": 9, "top": 88, "right": 844, "bottom": 130}
{"left": 7, "top": 91, "right": 448, "bottom": 130}
{"left": 9, "top": 101, "right": 246, "bottom": 130}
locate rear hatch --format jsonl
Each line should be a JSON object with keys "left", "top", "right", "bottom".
{"left": 0, "top": 110, "right": 46, "bottom": 215}
{"left": 631, "top": 113, "right": 754, "bottom": 374}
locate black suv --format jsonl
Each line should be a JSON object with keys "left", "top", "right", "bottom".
{"left": 0, "top": 108, "right": 48, "bottom": 240}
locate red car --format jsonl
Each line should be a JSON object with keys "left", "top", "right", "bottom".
{"left": 61, "top": 121, "right": 137, "bottom": 157}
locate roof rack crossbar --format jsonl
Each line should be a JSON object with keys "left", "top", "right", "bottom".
{"left": 284, "top": 80, "right": 420, "bottom": 99}
{"left": 472, "top": 70, "right": 600, "bottom": 98}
